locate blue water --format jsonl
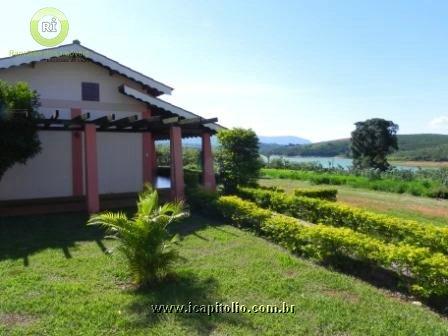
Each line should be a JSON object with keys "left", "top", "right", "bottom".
{"left": 270, "top": 156, "right": 418, "bottom": 171}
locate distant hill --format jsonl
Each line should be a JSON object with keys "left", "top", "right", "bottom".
{"left": 182, "top": 134, "right": 310, "bottom": 150}
{"left": 258, "top": 135, "right": 310, "bottom": 145}
{"left": 262, "top": 134, "right": 448, "bottom": 161}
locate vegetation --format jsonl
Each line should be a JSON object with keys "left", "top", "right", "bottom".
{"left": 2, "top": 214, "right": 448, "bottom": 335}
{"left": 156, "top": 144, "right": 201, "bottom": 170}
{"left": 237, "top": 187, "right": 448, "bottom": 255}
{"left": 261, "top": 134, "right": 448, "bottom": 162}
{"left": 0, "top": 81, "right": 41, "bottom": 180}
{"left": 351, "top": 118, "right": 399, "bottom": 171}
{"left": 259, "top": 178, "right": 448, "bottom": 227}
{"left": 217, "top": 195, "right": 448, "bottom": 297}
{"left": 293, "top": 187, "right": 337, "bottom": 201}
{"left": 88, "top": 187, "right": 188, "bottom": 286}
{"left": 262, "top": 168, "right": 448, "bottom": 199}
{"left": 216, "top": 128, "right": 262, "bottom": 193}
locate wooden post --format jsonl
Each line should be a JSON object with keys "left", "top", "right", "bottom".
{"left": 84, "top": 124, "right": 99, "bottom": 213}
{"left": 170, "top": 126, "right": 184, "bottom": 200}
{"left": 202, "top": 131, "right": 216, "bottom": 191}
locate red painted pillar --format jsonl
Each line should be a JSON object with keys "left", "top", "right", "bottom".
{"left": 202, "top": 131, "right": 216, "bottom": 191}
{"left": 142, "top": 109, "right": 157, "bottom": 186}
{"left": 71, "top": 108, "right": 83, "bottom": 196}
{"left": 84, "top": 124, "right": 100, "bottom": 213}
{"left": 170, "top": 126, "right": 184, "bottom": 200}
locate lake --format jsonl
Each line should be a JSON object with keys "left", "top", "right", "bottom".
{"left": 269, "top": 156, "right": 419, "bottom": 171}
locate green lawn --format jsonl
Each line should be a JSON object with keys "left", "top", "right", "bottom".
{"left": 0, "top": 213, "right": 447, "bottom": 335}
{"left": 260, "top": 177, "right": 448, "bottom": 227}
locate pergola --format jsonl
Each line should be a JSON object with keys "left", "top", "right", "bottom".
{"left": 0, "top": 41, "right": 224, "bottom": 215}
{"left": 29, "top": 97, "right": 219, "bottom": 213}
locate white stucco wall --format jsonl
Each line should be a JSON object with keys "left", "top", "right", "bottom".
{"left": 0, "top": 59, "right": 148, "bottom": 200}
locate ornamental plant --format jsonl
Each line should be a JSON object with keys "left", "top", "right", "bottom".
{"left": 88, "top": 186, "right": 188, "bottom": 286}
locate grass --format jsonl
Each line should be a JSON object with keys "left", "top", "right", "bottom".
{"left": 262, "top": 168, "right": 446, "bottom": 199}
{"left": 259, "top": 178, "right": 448, "bottom": 227}
{"left": 1, "top": 213, "right": 448, "bottom": 335}
{"left": 390, "top": 160, "right": 448, "bottom": 169}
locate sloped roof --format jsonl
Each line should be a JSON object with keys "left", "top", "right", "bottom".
{"left": 120, "top": 85, "right": 224, "bottom": 132}
{"left": 0, "top": 41, "right": 173, "bottom": 96}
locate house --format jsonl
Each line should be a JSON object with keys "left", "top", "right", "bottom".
{"left": 0, "top": 40, "right": 223, "bottom": 215}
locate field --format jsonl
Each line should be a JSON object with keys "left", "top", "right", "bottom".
{"left": 259, "top": 178, "right": 448, "bottom": 227}
{"left": 1, "top": 213, "right": 448, "bottom": 335}
{"left": 262, "top": 168, "right": 448, "bottom": 199}
{"left": 389, "top": 160, "right": 448, "bottom": 169}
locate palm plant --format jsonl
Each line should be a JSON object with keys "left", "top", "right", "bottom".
{"left": 88, "top": 186, "right": 188, "bottom": 286}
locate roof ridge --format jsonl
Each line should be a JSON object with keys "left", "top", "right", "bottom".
{"left": 0, "top": 42, "right": 173, "bottom": 95}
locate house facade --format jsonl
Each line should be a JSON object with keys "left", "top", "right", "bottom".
{"left": 0, "top": 41, "right": 222, "bottom": 215}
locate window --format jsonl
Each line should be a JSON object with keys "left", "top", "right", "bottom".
{"left": 82, "top": 82, "right": 100, "bottom": 101}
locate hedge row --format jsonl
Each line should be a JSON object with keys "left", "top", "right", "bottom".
{"left": 237, "top": 187, "right": 448, "bottom": 255}
{"left": 294, "top": 188, "right": 337, "bottom": 201}
{"left": 217, "top": 195, "right": 448, "bottom": 297}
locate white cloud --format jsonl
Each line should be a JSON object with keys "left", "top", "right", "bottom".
{"left": 429, "top": 116, "right": 448, "bottom": 130}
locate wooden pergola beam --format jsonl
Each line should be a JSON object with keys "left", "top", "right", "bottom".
{"left": 34, "top": 115, "right": 219, "bottom": 135}
{"left": 131, "top": 116, "right": 162, "bottom": 129}
{"left": 92, "top": 114, "right": 115, "bottom": 128}
{"left": 108, "top": 115, "right": 138, "bottom": 129}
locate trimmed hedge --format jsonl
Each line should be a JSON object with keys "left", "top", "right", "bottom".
{"left": 217, "top": 195, "right": 448, "bottom": 297}
{"left": 237, "top": 187, "right": 448, "bottom": 255}
{"left": 294, "top": 188, "right": 337, "bottom": 201}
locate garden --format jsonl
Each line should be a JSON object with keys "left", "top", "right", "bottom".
{"left": 1, "top": 126, "right": 448, "bottom": 335}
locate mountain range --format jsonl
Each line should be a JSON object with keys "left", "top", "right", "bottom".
{"left": 260, "top": 134, "right": 448, "bottom": 161}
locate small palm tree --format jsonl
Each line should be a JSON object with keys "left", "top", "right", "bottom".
{"left": 88, "top": 186, "right": 188, "bottom": 286}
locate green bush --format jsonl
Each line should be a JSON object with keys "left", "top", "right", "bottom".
{"left": 0, "top": 81, "right": 42, "bottom": 180}
{"left": 216, "top": 128, "right": 262, "bottom": 193}
{"left": 237, "top": 187, "right": 448, "bottom": 255}
{"left": 186, "top": 186, "right": 219, "bottom": 217}
{"left": 294, "top": 188, "right": 337, "bottom": 201}
{"left": 217, "top": 195, "right": 448, "bottom": 297}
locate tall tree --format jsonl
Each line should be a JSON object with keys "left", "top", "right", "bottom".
{"left": 351, "top": 118, "right": 398, "bottom": 171}
{"left": 0, "top": 81, "right": 41, "bottom": 180}
{"left": 216, "top": 128, "right": 262, "bottom": 193}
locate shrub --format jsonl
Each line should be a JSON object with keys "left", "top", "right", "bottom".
{"left": 88, "top": 186, "right": 188, "bottom": 286}
{"left": 217, "top": 195, "right": 448, "bottom": 297}
{"left": 0, "top": 81, "right": 42, "bottom": 180}
{"left": 237, "top": 187, "right": 448, "bottom": 255}
{"left": 184, "top": 168, "right": 202, "bottom": 190}
{"left": 216, "top": 128, "right": 262, "bottom": 193}
{"left": 186, "top": 186, "right": 219, "bottom": 217}
{"left": 294, "top": 188, "right": 337, "bottom": 201}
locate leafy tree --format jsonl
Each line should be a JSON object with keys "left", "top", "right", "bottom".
{"left": 351, "top": 118, "right": 399, "bottom": 171}
{"left": 216, "top": 128, "right": 262, "bottom": 193}
{"left": 88, "top": 186, "right": 188, "bottom": 286}
{"left": 0, "top": 81, "right": 41, "bottom": 180}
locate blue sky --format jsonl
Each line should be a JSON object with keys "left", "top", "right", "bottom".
{"left": 1, "top": 0, "right": 448, "bottom": 142}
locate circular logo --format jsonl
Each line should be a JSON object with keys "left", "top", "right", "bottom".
{"left": 30, "top": 8, "right": 69, "bottom": 47}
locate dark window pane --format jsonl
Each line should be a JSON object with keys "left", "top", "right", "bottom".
{"left": 82, "top": 82, "right": 100, "bottom": 101}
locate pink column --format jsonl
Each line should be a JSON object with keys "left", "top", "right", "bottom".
{"left": 84, "top": 124, "right": 100, "bottom": 213}
{"left": 71, "top": 108, "right": 83, "bottom": 196}
{"left": 142, "top": 109, "right": 157, "bottom": 186}
{"left": 202, "top": 131, "right": 216, "bottom": 191}
{"left": 170, "top": 126, "right": 184, "bottom": 200}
